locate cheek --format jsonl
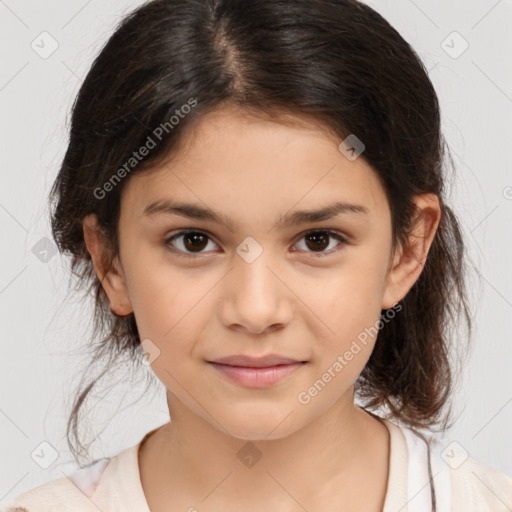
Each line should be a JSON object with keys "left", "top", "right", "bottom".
{"left": 124, "top": 255, "right": 210, "bottom": 347}
{"left": 300, "top": 255, "right": 389, "bottom": 369}
{"left": 305, "top": 261, "right": 387, "bottom": 329}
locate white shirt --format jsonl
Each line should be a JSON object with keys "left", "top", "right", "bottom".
{"left": 2, "top": 418, "right": 511, "bottom": 511}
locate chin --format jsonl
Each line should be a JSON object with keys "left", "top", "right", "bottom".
{"left": 214, "top": 406, "right": 302, "bottom": 441}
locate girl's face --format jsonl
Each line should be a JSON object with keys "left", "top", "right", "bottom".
{"left": 89, "top": 106, "right": 432, "bottom": 440}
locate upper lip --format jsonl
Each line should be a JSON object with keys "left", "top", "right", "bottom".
{"left": 209, "top": 354, "right": 306, "bottom": 368}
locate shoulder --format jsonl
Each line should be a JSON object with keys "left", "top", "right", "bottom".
{"left": 0, "top": 458, "right": 110, "bottom": 512}
{"left": 381, "top": 417, "right": 512, "bottom": 511}
{"left": 446, "top": 442, "right": 512, "bottom": 511}
{"left": 1, "top": 430, "right": 156, "bottom": 512}
{"left": 399, "top": 421, "right": 512, "bottom": 511}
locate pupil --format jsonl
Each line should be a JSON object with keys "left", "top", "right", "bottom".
{"left": 306, "top": 232, "right": 329, "bottom": 251}
{"left": 184, "top": 233, "right": 207, "bottom": 252}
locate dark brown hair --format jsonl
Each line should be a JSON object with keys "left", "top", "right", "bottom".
{"left": 49, "top": 0, "right": 474, "bottom": 465}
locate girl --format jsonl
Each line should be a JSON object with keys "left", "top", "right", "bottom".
{"left": 3, "top": 0, "right": 511, "bottom": 510}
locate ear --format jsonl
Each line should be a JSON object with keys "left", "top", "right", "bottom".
{"left": 381, "top": 193, "right": 441, "bottom": 309}
{"left": 83, "top": 213, "right": 133, "bottom": 316}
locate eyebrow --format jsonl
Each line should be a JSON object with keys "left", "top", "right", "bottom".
{"left": 142, "top": 199, "right": 370, "bottom": 231}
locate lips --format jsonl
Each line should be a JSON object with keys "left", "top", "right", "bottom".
{"left": 210, "top": 354, "right": 306, "bottom": 368}
{"left": 207, "top": 354, "right": 308, "bottom": 388}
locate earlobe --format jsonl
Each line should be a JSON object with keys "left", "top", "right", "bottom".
{"left": 83, "top": 214, "right": 133, "bottom": 316}
{"left": 381, "top": 194, "right": 441, "bottom": 310}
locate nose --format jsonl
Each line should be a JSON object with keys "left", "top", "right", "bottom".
{"left": 217, "top": 252, "right": 294, "bottom": 335}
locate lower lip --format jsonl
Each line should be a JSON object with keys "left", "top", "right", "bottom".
{"left": 208, "top": 362, "right": 306, "bottom": 388}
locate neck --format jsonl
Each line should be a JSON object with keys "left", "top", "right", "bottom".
{"left": 138, "top": 390, "right": 391, "bottom": 511}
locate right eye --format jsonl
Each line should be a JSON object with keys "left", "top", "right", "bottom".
{"left": 164, "top": 230, "right": 220, "bottom": 257}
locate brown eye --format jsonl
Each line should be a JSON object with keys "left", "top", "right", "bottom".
{"left": 182, "top": 232, "right": 208, "bottom": 252}
{"left": 293, "top": 230, "right": 347, "bottom": 256}
{"left": 305, "top": 232, "right": 330, "bottom": 251}
{"left": 165, "top": 230, "right": 218, "bottom": 255}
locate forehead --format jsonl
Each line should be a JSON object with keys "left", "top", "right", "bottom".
{"left": 120, "top": 107, "right": 389, "bottom": 226}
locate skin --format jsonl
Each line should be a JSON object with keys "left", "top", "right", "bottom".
{"left": 83, "top": 105, "right": 441, "bottom": 511}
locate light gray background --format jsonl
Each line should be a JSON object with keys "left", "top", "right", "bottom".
{"left": 1, "top": 0, "right": 511, "bottom": 503}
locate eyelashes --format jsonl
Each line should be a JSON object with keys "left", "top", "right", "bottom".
{"left": 164, "top": 229, "right": 349, "bottom": 258}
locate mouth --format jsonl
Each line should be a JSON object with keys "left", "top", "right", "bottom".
{"left": 207, "top": 354, "right": 308, "bottom": 388}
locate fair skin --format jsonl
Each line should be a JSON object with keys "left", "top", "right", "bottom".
{"left": 83, "top": 106, "right": 441, "bottom": 511}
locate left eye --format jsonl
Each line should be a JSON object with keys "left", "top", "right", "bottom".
{"left": 292, "top": 230, "right": 347, "bottom": 256}
{"left": 164, "top": 229, "right": 347, "bottom": 257}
